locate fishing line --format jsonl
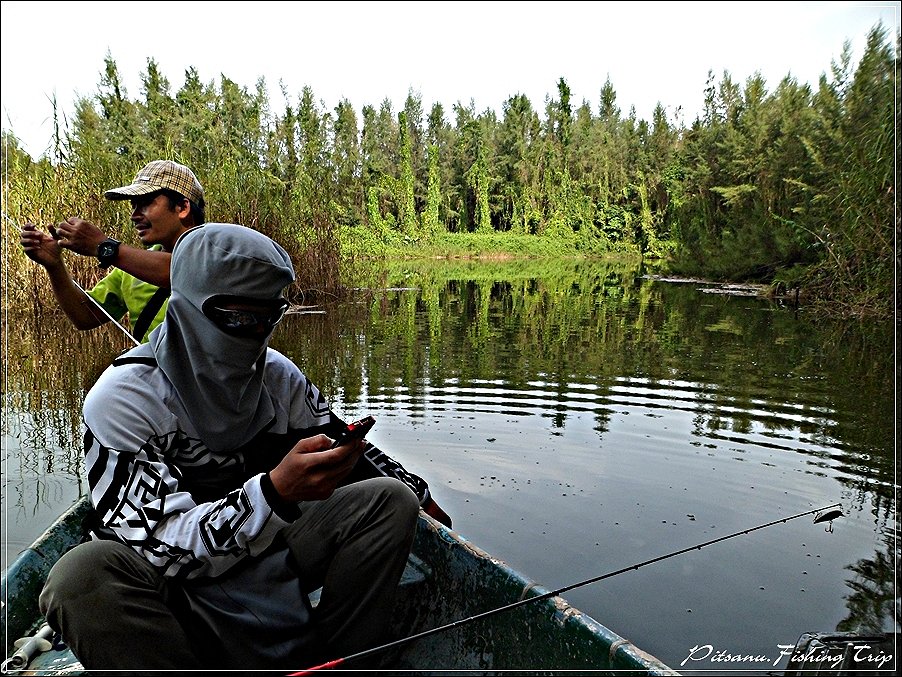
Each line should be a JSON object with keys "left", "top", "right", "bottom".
{"left": 289, "top": 502, "right": 843, "bottom": 675}
{"left": 67, "top": 276, "right": 140, "bottom": 346}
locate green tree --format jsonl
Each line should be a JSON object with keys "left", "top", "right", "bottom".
{"left": 426, "top": 102, "right": 456, "bottom": 231}
{"left": 497, "top": 93, "right": 542, "bottom": 234}
{"left": 403, "top": 90, "right": 427, "bottom": 211}
{"left": 423, "top": 144, "right": 441, "bottom": 236}
{"left": 397, "top": 111, "right": 418, "bottom": 236}
{"left": 332, "top": 98, "right": 362, "bottom": 223}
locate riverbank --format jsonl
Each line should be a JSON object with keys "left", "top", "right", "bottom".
{"left": 339, "top": 230, "right": 888, "bottom": 320}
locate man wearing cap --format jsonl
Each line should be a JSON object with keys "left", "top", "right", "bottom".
{"left": 20, "top": 160, "right": 205, "bottom": 343}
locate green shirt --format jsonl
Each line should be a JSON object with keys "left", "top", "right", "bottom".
{"left": 87, "top": 245, "right": 169, "bottom": 343}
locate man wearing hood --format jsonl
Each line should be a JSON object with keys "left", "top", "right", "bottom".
{"left": 39, "top": 223, "right": 423, "bottom": 671}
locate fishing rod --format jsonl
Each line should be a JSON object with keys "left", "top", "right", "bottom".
{"left": 4, "top": 211, "right": 140, "bottom": 346}
{"left": 290, "top": 502, "right": 844, "bottom": 675}
{"left": 68, "top": 276, "right": 140, "bottom": 346}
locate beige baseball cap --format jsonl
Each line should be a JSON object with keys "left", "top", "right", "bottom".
{"left": 104, "top": 160, "right": 204, "bottom": 205}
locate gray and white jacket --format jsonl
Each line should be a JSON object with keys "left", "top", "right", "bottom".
{"left": 83, "top": 346, "right": 430, "bottom": 581}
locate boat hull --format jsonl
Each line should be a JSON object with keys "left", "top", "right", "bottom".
{"left": 391, "top": 516, "right": 677, "bottom": 674}
{"left": 2, "top": 497, "right": 678, "bottom": 675}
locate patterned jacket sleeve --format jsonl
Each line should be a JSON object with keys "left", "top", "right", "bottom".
{"left": 358, "top": 440, "right": 432, "bottom": 506}
{"left": 82, "top": 355, "right": 327, "bottom": 580}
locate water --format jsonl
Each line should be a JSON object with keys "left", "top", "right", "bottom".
{"left": 2, "top": 258, "right": 897, "bottom": 674}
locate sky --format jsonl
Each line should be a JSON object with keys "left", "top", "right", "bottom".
{"left": 1, "top": 1, "right": 899, "bottom": 160}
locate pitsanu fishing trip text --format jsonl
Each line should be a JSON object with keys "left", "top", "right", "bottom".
{"left": 679, "top": 642, "right": 893, "bottom": 669}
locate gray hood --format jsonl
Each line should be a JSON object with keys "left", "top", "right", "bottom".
{"left": 146, "top": 223, "right": 295, "bottom": 452}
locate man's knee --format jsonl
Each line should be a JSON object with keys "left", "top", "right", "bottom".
{"left": 374, "top": 477, "right": 420, "bottom": 528}
{"left": 41, "top": 541, "right": 111, "bottom": 613}
{"left": 39, "top": 539, "right": 151, "bottom": 621}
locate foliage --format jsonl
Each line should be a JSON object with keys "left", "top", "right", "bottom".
{"left": 666, "top": 25, "right": 896, "bottom": 316}
{"left": 1, "top": 24, "right": 896, "bottom": 317}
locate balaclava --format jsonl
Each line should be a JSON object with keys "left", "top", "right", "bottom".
{"left": 147, "top": 223, "right": 295, "bottom": 452}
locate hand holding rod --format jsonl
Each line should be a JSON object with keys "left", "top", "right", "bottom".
{"left": 5, "top": 211, "right": 140, "bottom": 346}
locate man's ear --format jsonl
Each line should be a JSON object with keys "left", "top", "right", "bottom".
{"left": 177, "top": 198, "right": 193, "bottom": 221}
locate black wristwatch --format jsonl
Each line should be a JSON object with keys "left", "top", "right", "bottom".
{"left": 96, "top": 238, "right": 121, "bottom": 268}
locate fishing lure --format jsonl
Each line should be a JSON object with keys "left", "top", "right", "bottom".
{"left": 813, "top": 506, "right": 844, "bottom": 532}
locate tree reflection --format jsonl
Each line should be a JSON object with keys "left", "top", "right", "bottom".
{"left": 3, "top": 258, "right": 896, "bottom": 632}
{"left": 837, "top": 524, "right": 900, "bottom": 633}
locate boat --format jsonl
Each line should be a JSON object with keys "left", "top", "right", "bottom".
{"left": 2, "top": 496, "right": 680, "bottom": 675}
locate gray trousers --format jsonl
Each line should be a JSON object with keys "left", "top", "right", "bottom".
{"left": 39, "top": 477, "right": 420, "bottom": 673}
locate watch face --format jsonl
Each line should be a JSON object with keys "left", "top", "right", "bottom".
{"left": 98, "top": 239, "right": 120, "bottom": 266}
